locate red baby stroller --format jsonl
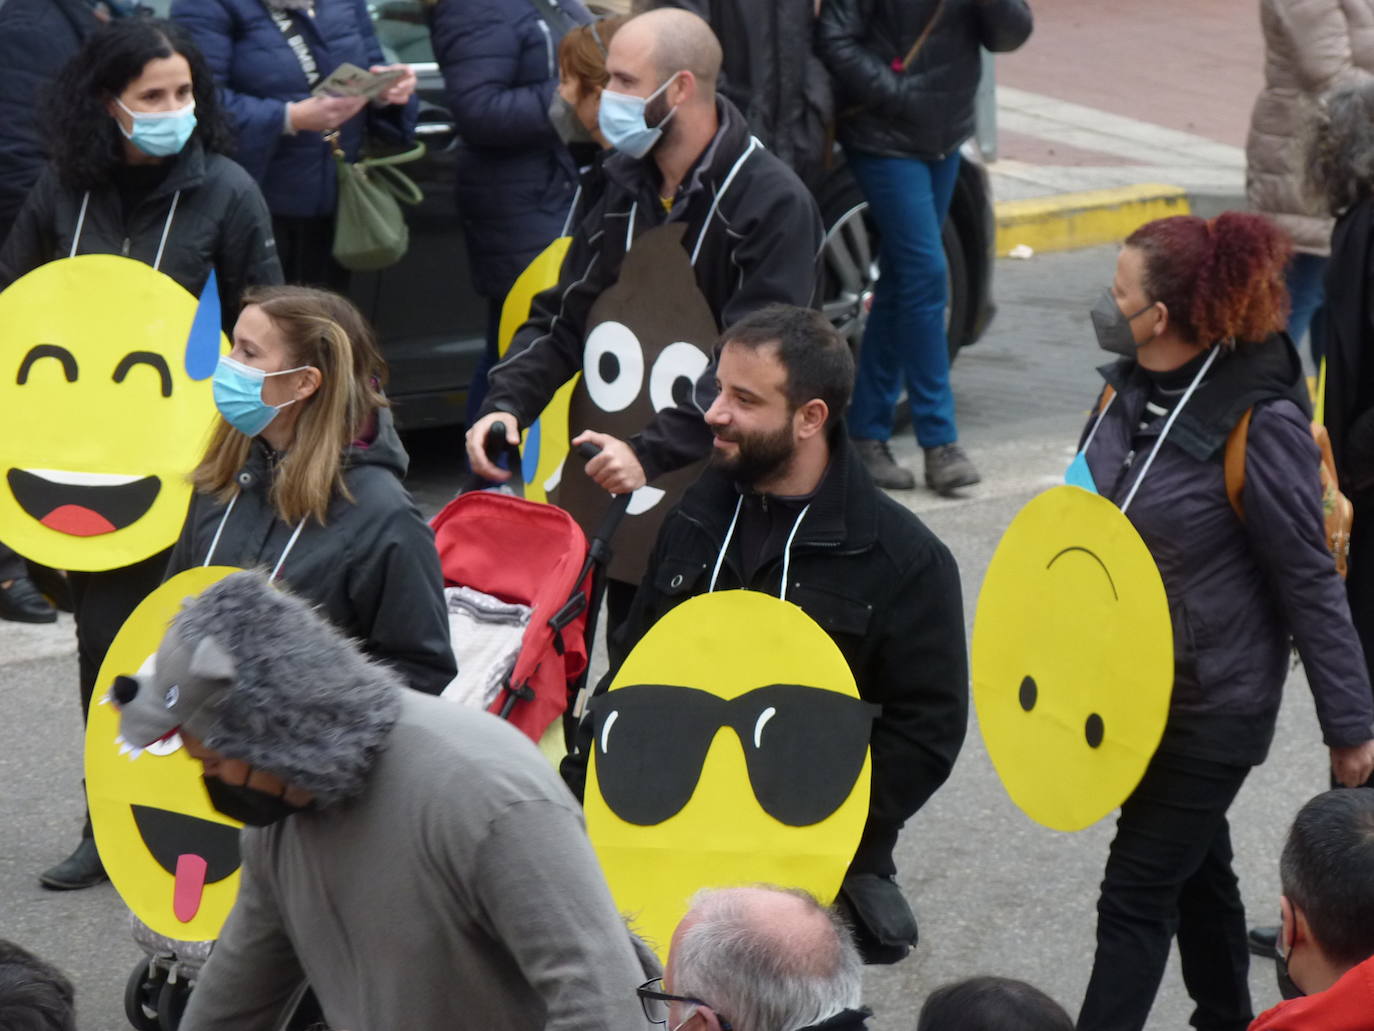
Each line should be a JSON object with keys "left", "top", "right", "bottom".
{"left": 430, "top": 424, "right": 630, "bottom": 744}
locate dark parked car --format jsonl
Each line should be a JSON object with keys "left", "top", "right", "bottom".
{"left": 151, "top": 0, "right": 996, "bottom": 429}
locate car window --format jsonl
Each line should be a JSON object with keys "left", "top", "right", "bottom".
{"left": 370, "top": 0, "right": 435, "bottom": 65}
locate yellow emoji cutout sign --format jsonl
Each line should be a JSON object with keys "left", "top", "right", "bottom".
{"left": 586, "top": 590, "right": 875, "bottom": 957}
{"left": 498, "top": 237, "right": 574, "bottom": 505}
{"left": 0, "top": 255, "right": 225, "bottom": 571}
{"left": 86, "top": 566, "right": 243, "bottom": 942}
{"left": 972, "top": 486, "right": 1174, "bottom": 832}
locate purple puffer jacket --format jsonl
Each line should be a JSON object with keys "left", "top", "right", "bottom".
{"left": 1082, "top": 335, "right": 1374, "bottom": 765}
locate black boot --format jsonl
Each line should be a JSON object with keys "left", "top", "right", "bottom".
{"left": 0, "top": 576, "right": 57, "bottom": 624}
{"left": 39, "top": 838, "right": 107, "bottom": 891}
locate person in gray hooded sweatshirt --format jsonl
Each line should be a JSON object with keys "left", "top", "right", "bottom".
{"left": 111, "top": 569, "right": 651, "bottom": 1031}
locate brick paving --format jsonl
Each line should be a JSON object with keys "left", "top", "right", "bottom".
{"left": 999, "top": 0, "right": 1263, "bottom": 150}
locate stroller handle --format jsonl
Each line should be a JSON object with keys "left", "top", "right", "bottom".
{"left": 573, "top": 440, "right": 603, "bottom": 462}
{"left": 485, "top": 421, "right": 518, "bottom": 463}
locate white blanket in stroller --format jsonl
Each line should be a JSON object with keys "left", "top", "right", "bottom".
{"left": 441, "top": 586, "right": 532, "bottom": 710}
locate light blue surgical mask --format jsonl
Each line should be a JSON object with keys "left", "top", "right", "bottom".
{"left": 116, "top": 97, "right": 197, "bottom": 158}
{"left": 597, "top": 73, "right": 680, "bottom": 159}
{"left": 212, "top": 355, "right": 310, "bottom": 437}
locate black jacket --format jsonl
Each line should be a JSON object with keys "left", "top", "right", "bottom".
{"left": 429, "top": 0, "right": 589, "bottom": 299}
{"left": 575, "top": 434, "right": 969, "bottom": 877}
{"left": 1323, "top": 195, "right": 1374, "bottom": 491}
{"left": 481, "top": 97, "right": 824, "bottom": 480}
{"left": 817, "top": 0, "right": 1032, "bottom": 160}
{"left": 0, "top": 139, "right": 282, "bottom": 319}
{"left": 165, "top": 408, "right": 456, "bottom": 696}
{"left": 0, "top": 0, "right": 99, "bottom": 242}
{"left": 1083, "top": 337, "right": 1374, "bottom": 765}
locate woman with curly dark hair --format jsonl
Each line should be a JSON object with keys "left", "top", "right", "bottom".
{"left": 0, "top": 15, "right": 281, "bottom": 315}
{"left": 1075, "top": 212, "right": 1374, "bottom": 1031}
{"left": 0, "top": 16, "right": 282, "bottom": 894}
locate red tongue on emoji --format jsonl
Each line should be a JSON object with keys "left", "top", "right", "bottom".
{"left": 40, "top": 504, "right": 117, "bottom": 537}
{"left": 173, "top": 853, "right": 208, "bottom": 922}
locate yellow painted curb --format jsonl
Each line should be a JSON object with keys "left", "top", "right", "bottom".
{"left": 995, "top": 184, "right": 1190, "bottom": 257}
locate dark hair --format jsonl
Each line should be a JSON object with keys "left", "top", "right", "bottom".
{"left": 1280, "top": 789, "right": 1374, "bottom": 968}
{"left": 1307, "top": 80, "right": 1374, "bottom": 216}
{"left": 720, "top": 305, "right": 854, "bottom": 430}
{"left": 0, "top": 941, "right": 76, "bottom": 1031}
{"left": 40, "top": 17, "right": 233, "bottom": 192}
{"left": 1124, "top": 212, "right": 1290, "bottom": 347}
{"left": 916, "top": 977, "right": 1073, "bottom": 1031}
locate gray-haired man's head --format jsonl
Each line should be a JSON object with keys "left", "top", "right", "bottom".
{"left": 664, "top": 886, "right": 863, "bottom": 1031}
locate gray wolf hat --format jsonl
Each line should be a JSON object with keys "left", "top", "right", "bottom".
{"left": 113, "top": 570, "right": 403, "bottom": 805}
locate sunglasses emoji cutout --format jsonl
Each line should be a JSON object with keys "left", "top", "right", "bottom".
{"left": 585, "top": 589, "right": 875, "bottom": 958}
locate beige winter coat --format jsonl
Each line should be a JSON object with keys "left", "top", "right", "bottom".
{"left": 1247, "top": 0, "right": 1374, "bottom": 254}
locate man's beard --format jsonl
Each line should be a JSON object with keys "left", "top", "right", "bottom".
{"left": 711, "top": 423, "right": 796, "bottom": 487}
{"left": 644, "top": 90, "right": 678, "bottom": 154}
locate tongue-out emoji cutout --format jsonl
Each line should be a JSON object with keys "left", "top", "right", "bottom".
{"left": 0, "top": 255, "right": 225, "bottom": 571}
{"left": 546, "top": 224, "right": 719, "bottom": 583}
{"left": 86, "top": 566, "right": 244, "bottom": 942}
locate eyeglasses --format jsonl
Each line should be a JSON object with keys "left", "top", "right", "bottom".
{"left": 637, "top": 978, "right": 733, "bottom": 1030}
{"left": 588, "top": 683, "right": 879, "bottom": 827}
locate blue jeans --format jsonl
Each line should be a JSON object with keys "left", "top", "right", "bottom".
{"left": 1285, "top": 252, "right": 1327, "bottom": 365}
{"left": 845, "top": 149, "right": 962, "bottom": 448}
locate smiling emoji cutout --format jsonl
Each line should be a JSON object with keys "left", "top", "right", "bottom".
{"left": 0, "top": 255, "right": 224, "bottom": 571}
{"left": 86, "top": 566, "right": 243, "bottom": 942}
{"left": 972, "top": 486, "right": 1173, "bottom": 832}
{"left": 585, "top": 590, "right": 876, "bottom": 957}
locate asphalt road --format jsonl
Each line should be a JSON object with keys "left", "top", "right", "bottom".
{"left": 0, "top": 245, "right": 1330, "bottom": 1029}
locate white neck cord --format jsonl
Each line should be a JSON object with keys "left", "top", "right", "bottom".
{"left": 708, "top": 494, "right": 743, "bottom": 593}
{"left": 204, "top": 491, "right": 307, "bottom": 583}
{"left": 778, "top": 503, "right": 811, "bottom": 602}
{"left": 1119, "top": 346, "right": 1221, "bottom": 515}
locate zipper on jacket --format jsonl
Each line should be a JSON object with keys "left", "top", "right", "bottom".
{"left": 538, "top": 19, "right": 555, "bottom": 77}
{"left": 121, "top": 237, "right": 131, "bottom": 256}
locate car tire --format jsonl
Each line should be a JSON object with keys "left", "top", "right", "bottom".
{"left": 816, "top": 165, "right": 972, "bottom": 365}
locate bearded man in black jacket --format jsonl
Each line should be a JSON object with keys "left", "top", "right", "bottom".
{"left": 564, "top": 305, "right": 969, "bottom": 964}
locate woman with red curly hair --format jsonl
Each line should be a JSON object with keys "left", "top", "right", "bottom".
{"left": 1075, "top": 212, "right": 1374, "bottom": 1031}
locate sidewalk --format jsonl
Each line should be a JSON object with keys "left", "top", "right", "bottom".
{"left": 987, "top": 0, "right": 1261, "bottom": 253}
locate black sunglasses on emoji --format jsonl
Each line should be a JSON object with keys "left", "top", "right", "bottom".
{"left": 588, "top": 683, "right": 879, "bottom": 827}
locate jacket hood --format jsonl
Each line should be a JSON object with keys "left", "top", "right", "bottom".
{"left": 147, "top": 570, "right": 402, "bottom": 806}
{"left": 1099, "top": 332, "right": 1310, "bottom": 461}
{"left": 343, "top": 405, "right": 409, "bottom": 479}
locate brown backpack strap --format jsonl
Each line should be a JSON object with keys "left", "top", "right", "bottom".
{"left": 1224, "top": 408, "right": 1253, "bottom": 521}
